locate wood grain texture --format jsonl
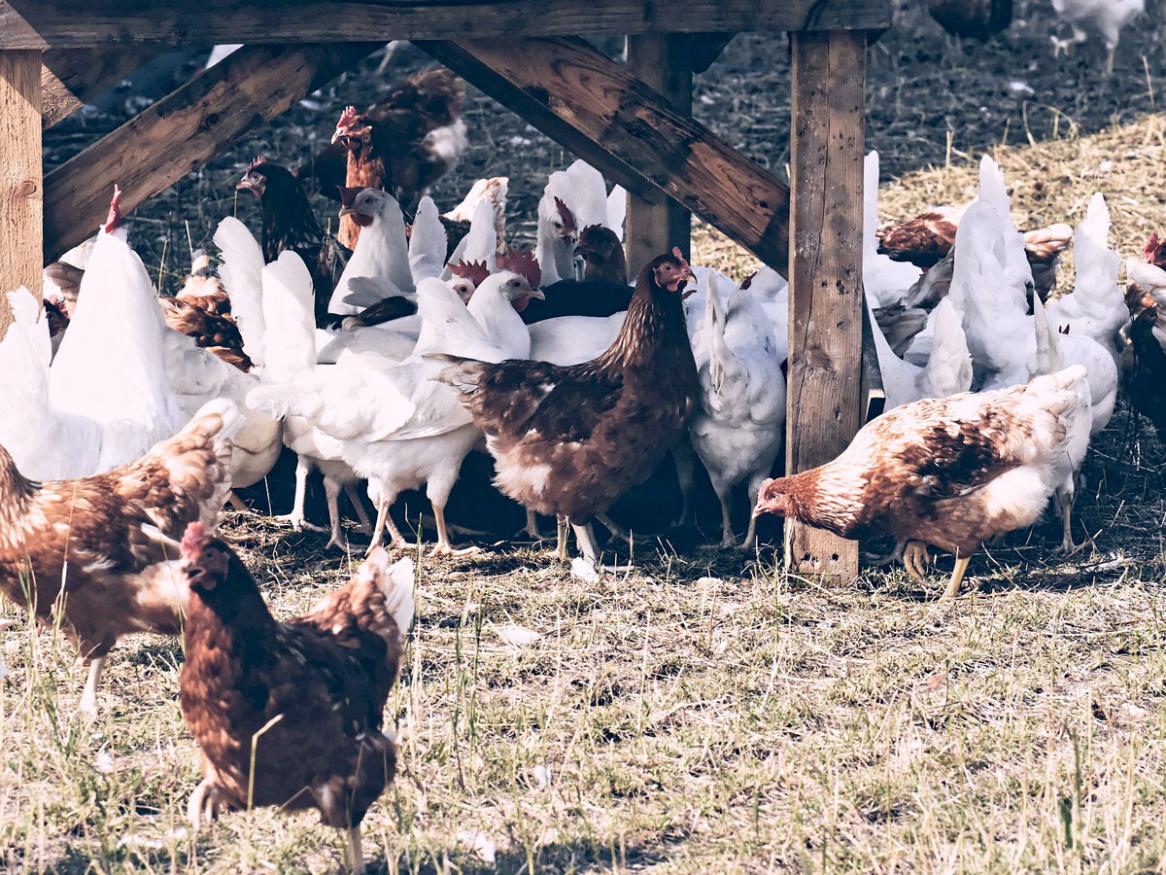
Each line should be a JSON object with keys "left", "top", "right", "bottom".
{"left": 785, "top": 29, "right": 866, "bottom": 583}
{"left": 624, "top": 34, "right": 692, "bottom": 279}
{"left": 2, "top": 0, "right": 892, "bottom": 48}
{"left": 419, "top": 37, "right": 791, "bottom": 277}
{"left": 42, "top": 42, "right": 378, "bottom": 260}
{"left": 0, "top": 50, "right": 42, "bottom": 335}
{"left": 41, "top": 48, "right": 165, "bottom": 128}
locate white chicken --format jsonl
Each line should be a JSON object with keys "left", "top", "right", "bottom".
{"left": 688, "top": 274, "right": 785, "bottom": 550}
{"left": 328, "top": 189, "right": 415, "bottom": 316}
{"left": 871, "top": 297, "right": 973, "bottom": 410}
{"left": 1046, "top": 193, "right": 1128, "bottom": 369}
{"left": 48, "top": 188, "right": 184, "bottom": 473}
{"left": 535, "top": 159, "right": 617, "bottom": 285}
{"left": 250, "top": 272, "right": 537, "bottom": 554}
{"left": 1050, "top": 0, "right": 1144, "bottom": 74}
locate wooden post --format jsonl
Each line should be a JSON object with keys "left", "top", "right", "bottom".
{"left": 786, "top": 30, "right": 866, "bottom": 582}
{"left": 624, "top": 34, "right": 692, "bottom": 278}
{"left": 0, "top": 49, "right": 42, "bottom": 334}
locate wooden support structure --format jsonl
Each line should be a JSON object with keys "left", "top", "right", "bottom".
{"left": 40, "top": 48, "right": 165, "bottom": 128}
{"left": 624, "top": 34, "right": 693, "bottom": 278}
{"left": 420, "top": 38, "right": 791, "bottom": 276}
{"left": 1, "top": 1, "right": 892, "bottom": 47}
{"left": 43, "top": 42, "right": 379, "bottom": 260}
{"left": 0, "top": 49, "right": 42, "bottom": 329}
{"left": 785, "top": 30, "right": 867, "bottom": 582}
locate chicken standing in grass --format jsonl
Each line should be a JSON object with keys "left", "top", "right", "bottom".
{"left": 434, "top": 249, "right": 699, "bottom": 565}
{"left": 0, "top": 400, "right": 240, "bottom": 720}
{"left": 178, "top": 524, "right": 413, "bottom": 873}
{"left": 753, "top": 366, "right": 1092, "bottom": 598}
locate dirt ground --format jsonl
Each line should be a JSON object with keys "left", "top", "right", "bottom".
{"left": 8, "top": 2, "right": 1166, "bottom": 872}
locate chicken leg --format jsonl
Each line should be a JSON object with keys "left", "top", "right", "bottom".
{"left": 671, "top": 440, "right": 698, "bottom": 527}
{"left": 187, "top": 778, "right": 223, "bottom": 830}
{"left": 716, "top": 492, "right": 736, "bottom": 549}
{"left": 275, "top": 455, "right": 328, "bottom": 533}
{"left": 344, "top": 484, "right": 373, "bottom": 535}
{"left": 78, "top": 655, "right": 106, "bottom": 722}
{"left": 366, "top": 499, "right": 408, "bottom": 557}
{"left": 345, "top": 825, "right": 365, "bottom": 873}
{"left": 572, "top": 520, "right": 601, "bottom": 565}
{"left": 944, "top": 555, "right": 971, "bottom": 600}
{"left": 523, "top": 509, "right": 544, "bottom": 540}
{"left": 429, "top": 504, "right": 480, "bottom": 557}
{"left": 555, "top": 515, "right": 570, "bottom": 559}
{"left": 1055, "top": 488, "right": 1079, "bottom": 554}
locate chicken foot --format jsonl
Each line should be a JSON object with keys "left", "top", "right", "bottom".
{"left": 556, "top": 516, "right": 570, "bottom": 559}
{"left": 716, "top": 493, "right": 736, "bottom": 549}
{"left": 1054, "top": 488, "right": 1080, "bottom": 555}
{"left": 187, "top": 778, "right": 223, "bottom": 830}
{"left": 429, "top": 504, "right": 481, "bottom": 557}
{"left": 902, "top": 541, "right": 930, "bottom": 582}
{"left": 274, "top": 456, "right": 328, "bottom": 533}
{"left": 863, "top": 540, "right": 905, "bottom": 567}
{"left": 366, "top": 500, "right": 408, "bottom": 557}
{"left": 944, "top": 556, "right": 971, "bottom": 600}
{"left": 78, "top": 655, "right": 106, "bottom": 722}
{"left": 344, "top": 484, "right": 374, "bottom": 534}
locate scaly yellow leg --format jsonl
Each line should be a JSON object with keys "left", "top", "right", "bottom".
{"left": 902, "top": 541, "right": 929, "bottom": 581}
{"left": 944, "top": 555, "right": 971, "bottom": 600}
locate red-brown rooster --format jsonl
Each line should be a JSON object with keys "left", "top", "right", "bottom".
{"left": 178, "top": 524, "right": 413, "bottom": 873}
{"left": 330, "top": 68, "right": 467, "bottom": 248}
{"left": 434, "top": 249, "right": 699, "bottom": 565}
{"left": 0, "top": 399, "right": 241, "bottom": 720}
{"left": 753, "top": 366, "right": 1091, "bottom": 598}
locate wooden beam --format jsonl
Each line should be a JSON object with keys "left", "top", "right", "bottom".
{"left": 624, "top": 34, "right": 692, "bottom": 277}
{"left": 41, "top": 48, "right": 165, "bottom": 128}
{"left": 42, "top": 42, "right": 378, "bottom": 260}
{"left": 419, "top": 37, "right": 791, "bottom": 276}
{"left": 785, "top": 30, "right": 866, "bottom": 583}
{"left": 0, "top": 50, "right": 42, "bottom": 335}
{"left": 1, "top": 1, "right": 893, "bottom": 49}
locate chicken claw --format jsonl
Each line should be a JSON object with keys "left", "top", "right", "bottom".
{"left": 902, "top": 541, "right": 930, "bottom": 582}
{"left": 187, "top": 779, "right": 223, "bottom": 831}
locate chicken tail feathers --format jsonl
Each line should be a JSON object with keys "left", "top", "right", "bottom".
{"left": 246, "top": 383, "right": 321, "bottom": 422}
{"left": 353, "top": 549, "right": 415, "bottom": 646}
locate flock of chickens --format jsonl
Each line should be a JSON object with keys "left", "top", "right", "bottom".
{"left": 3, "top": 60, "right": 1166, "bottom": 869}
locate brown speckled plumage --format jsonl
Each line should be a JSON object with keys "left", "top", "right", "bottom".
{"left": 435, "top": 252, "right": 699, "bottom": 523}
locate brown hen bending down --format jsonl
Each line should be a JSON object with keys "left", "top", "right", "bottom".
{"left": 178, "top": 525, "right": 413, "bottom": 873}
{"left": 754, "top": 366, "right": 1091, "bottom": 598}
{"left": 434, "top": 250, "right": 700, "bottom": 564}
{"left": 0, "top": 400, "right": 241, "bottom": 721}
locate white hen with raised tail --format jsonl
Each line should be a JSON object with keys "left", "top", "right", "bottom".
{"left": 329, "top": 189, "right": 414, "bottom": 316}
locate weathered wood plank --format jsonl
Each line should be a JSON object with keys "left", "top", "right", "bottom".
{"left": 41, "top": 48, "right": 165, "bottom": 128}
{"left": 860, "top": 294, "right": 886, "bottom": 423}
{"left": 785, "top": 29, "right": 866, "bottom": 583}
{"left": 624, "top": 34, "right": 692, "bottom": 277}
{"left": 0, "top": 50, "right": 43, "bottom": 334}
{"left": 2, "top": 0, "right": 892, "bottom": 48}
{"left": 419, "top": 37, "right": 791, "bottom": 276}
{"left": 42, "top": 42, "right": 378, "bottom": 260}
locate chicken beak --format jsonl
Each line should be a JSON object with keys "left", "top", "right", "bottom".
{"left": 528, "top": 287, "right": 546, "bottom": 301}
{"left": 337, "top": 206, "right": 357, "bottom": 217}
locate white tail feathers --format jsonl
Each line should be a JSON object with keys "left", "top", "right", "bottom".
{"left": 607, "top": 185, "right": 627, "bottom": 242}
{"left": 260, "top": 251, "right": 317, "bottom": 381}
{"left": 409, "top": 196, "right": 448, "bottom": 282}
{"left": 214, "top": 217, "right": 267, "bottom": 366}
{"left": 246, "top": 383, "right": 321, "bottom": 422}
{"left": 187, "top": 397, "right": 245, "bottom": 444}
{"left": 360, "top": 549, "right": 415, "bottom": 643}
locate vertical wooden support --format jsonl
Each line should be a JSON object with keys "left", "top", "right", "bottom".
{"left": 0, "top": 50, "right": 42, "bottom": 334}
{"left": 624, "top": 34, "right": 692, "bottom": 279}
{"left": 786, "top": 30, "right": 866, "bottom": 582}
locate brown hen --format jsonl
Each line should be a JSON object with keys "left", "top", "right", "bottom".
{"left": 434, "top": 249, "right": 699, "bottom": 563}
{"left": 0, "top": 400, "right": 241, "bottom": 720}
{"left": 754, "top": 366, "right": 1091, "bottom": 598}
{"left": 178, "top": 525, "right": 413, "bottom": 873}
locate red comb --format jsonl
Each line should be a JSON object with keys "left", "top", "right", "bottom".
{"left": 739, "top": 270, "right": 758, "bottom": 290}
{"left": 103, "top": 185, "right": 123, "bottom": 234}
{"left": 338, "top": 185, "right": 363, "bottom": 208}
{"left": 246, "top": 155, "right": 270, "bottom": 171}
{"left": 553, "top": 196, "right": 577, "bottom": 233}
{"left": 1146, "top": 232, "right": 1163, "bottom": 262}
{"left": 180, "top": 521, "right": 208, "bottom": 561}
{"left": 671, "top": 246, "right": 690, "bottom": 273}
{"left": 448, "top": 259, "right": 490, "bottom": 287}
{"left": 336, "top": 105, "right": 359, "bottom": 130}
{"left": 497, "top": 246, "right": 541, "bottom": 290}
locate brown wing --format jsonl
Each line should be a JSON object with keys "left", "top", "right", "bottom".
{"left": 877, "top": 212, "right": 960, "bottom": 268}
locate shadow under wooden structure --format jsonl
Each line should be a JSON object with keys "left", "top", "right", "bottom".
{"left": 0, "top": 0, "right": 891, "bottom": 581}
